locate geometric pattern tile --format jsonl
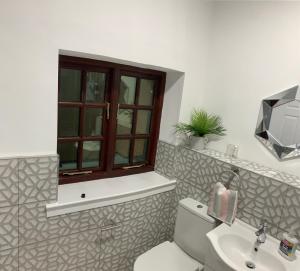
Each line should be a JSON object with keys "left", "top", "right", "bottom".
{"left": 278, "top": 187, "right": 300, "bottom": 248}
{"left": 99, "top": 216, "right": 149, "bottom": 260}
{"left": 1, "top": 143, "right": 300, "bottom": 271}
{"left": 90, "top": 191, "right": 173, "bottom": 226}
{"left": 73, "top": 260, "right": 100, "bottom": 271}
{"left": 175, "top": 179, "right": 209, "bottom": 206}
{"left": 99, "top": 230, "right": 166, "bottom": 271}
{"left": 19, "top": 228, "right": 99, "bottom": 271}
{"left": 15, "top": 188, "right": 172, "bottom": 270}
{"left": 75, "top": 261, "right": 100, "bottom": 271}
{"left": 0, "top": 206, "right": 18, "bottom": 251}
{"left": 200, "top": 145, "right": 300, "bottom": 189}
{"left": 99, "top": 207, "right": 170, "bottom": 261}
{"left": 19, "top": 201, "right": 96, "bottom": 246}
{"left": 0, "top": 248, "right": 18, "bottom": 271}
{"left": 174, "top": 146, "right": 232, "bottom": 194}
{"left": 156, "top": 141, "right": 300, "bottom": 244}
{"left": 0, "top": 159, "right": 18, "bottom": 208}
{"left": 237, "top": 171, "right": 287, "bottom": 228}
{"left": 18, "top": 155, "right": 58, "bottom": 204}
{"left": 155, "top": 141, "right": 176, "bottom": 179}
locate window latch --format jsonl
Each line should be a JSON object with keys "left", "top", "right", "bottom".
{"left": 121, "top": 164, "right": 145, "bottom": 170}
{"left": 63, "top": 171, "right": 92, "bottom": 176}
{"left": 106, "top": 102, "right": 110, "bottom": 120}
{"left": 117, "top": 103, "right": 120, "bottom": 119}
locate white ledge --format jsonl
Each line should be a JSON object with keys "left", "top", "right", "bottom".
{"left": 46, "top": 172, "right": 176, "bottom": 217}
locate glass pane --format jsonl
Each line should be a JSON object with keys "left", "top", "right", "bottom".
{"left": 82, "top": 141, "right": 101, "bottom": 168}
{"left": 114, "top": 139, "right": 130, "bottom": 165}
{"left": 86, "top": 72, "right": 106, "bottom": 103}
{"left": 59, "top": 69, "right": 81, "bottom": 102}
{"left": 136, "top": 110, "right": 152, "bottom": 134}
{"left": 58, "top": 107, "right": 80, "bottom": 137}
{"left": 84, "top": 108, "right": 103, "bottom": 136}
{"left": 119, "top": 76, "right": 136, "bottom": 104}
{"left": 133, "top": 139, "right": 148, "bottom": 163}
{"left": 138, "top": 79, "right": 155, "bottom": 106}
{"left": 117, "top": 109, "right": 133, "bottom": 135}
{"left": 58, "top": 142, "right": 78, "bottom": 170}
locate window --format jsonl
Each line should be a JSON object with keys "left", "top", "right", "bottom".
{"left": 57, "top": 55, "right": 166, "bottom": 184}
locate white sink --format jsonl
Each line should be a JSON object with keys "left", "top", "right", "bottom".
{"left": 206, "top": 219, "right": 300, "bottom": 271}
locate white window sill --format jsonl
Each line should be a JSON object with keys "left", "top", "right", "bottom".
{"left": 46, "top": 172, "right": 176, "bottom": 217}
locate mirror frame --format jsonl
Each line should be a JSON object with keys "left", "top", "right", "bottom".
{"left": 255, "top": 85, "right": 300, "bottom": 160}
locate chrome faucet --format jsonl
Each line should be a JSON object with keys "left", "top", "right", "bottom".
{"left": 254, "top": 220, "right": 267, "bottom": 251}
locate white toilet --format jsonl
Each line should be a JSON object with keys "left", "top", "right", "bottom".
{"left": 134, "top": 198, "right": 217, "bottom": 271}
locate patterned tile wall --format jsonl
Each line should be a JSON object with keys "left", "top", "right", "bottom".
{"left": 1, "top": 140, "right": 300, "bottom": 271}
{"left": 155, "top": 141, "right": 176, "bottom": 179}
{"left": 0, "top": 153, "right": 174, "bottom": 271}
{"left": 158, "top": 141, "right": 300, "bottom": 246}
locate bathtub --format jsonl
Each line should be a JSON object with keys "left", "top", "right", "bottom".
{"left": 46, "top": 171, "right": 176, "bottom": 217}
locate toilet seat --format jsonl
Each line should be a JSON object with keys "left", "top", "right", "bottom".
{"left": 134, "top": 241, "right": 203, "bottom": 271}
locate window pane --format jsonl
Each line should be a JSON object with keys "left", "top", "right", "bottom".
{"left": 117, "top": 109, "right": 133, "bottom": 135}
{"left": 82, "top": 141, "right": 101, "bottom": 168}
{"left": 86, "top": 72, "right": 106, "bottom": 103}
{"left": 136, "top": 110, "right": 152, "bottom": 134}
{"left": 114, "top": 139, "right": 130, "bottom": 165}
{"left": 58, "top": 142, "right": 78, "bottom": 170}
{"left": 138, "top": 79, "right": 155, "bottom": 106}
{"left": 58, "top": 107, "right": 80, "bottom": 137}
{"left": 59, "top": 69, "right": 81, "bottom": 102}
{"left": 133, "top": 139, "right": 148, "bottom": 163}
{"left": 119, "top": 76, "right": 136, "bottom": 104}
{"left": 84, "top": 108, "right": 103, "bottom": 136}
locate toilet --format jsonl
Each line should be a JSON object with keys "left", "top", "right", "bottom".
{"left": 134, "top": 198, "right": 217, "bottom": 271}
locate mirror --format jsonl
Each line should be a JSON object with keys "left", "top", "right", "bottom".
{"left": 255, "top": 85, "right": 300, "bottom": 160}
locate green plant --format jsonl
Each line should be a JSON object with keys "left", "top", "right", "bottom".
{"left": 175, "top": 109, "right": 226, "bottom": 137}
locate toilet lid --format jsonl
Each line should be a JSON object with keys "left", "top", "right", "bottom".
{"left": 134, "top": 241, "right": 202, "bottom": 271}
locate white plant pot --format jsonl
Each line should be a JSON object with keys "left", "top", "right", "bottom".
{"left": 189, "top": 136, "right": 208, "bottom": 150}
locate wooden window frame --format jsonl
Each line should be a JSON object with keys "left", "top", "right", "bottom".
{"left": 58, "top": 55, "right": 166, "bottom": 184}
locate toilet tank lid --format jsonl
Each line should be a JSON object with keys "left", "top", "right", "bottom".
{"left": 179, "top": 198, "right": 216, "bottom": 224}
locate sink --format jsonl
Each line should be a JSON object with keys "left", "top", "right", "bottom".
{"left": 205, "top": 219, "right": 300, "bottom": 271}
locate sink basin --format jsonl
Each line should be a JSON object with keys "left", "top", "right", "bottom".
{"left": 206, "top": 219, "right": 300, "bottom": 271}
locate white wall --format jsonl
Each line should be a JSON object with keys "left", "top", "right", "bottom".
{"left": 2, "top": 0, "right": 300, "bottom": 177}
{"left": 195, "top": 1, "right": 300, "bottom": 176}
{"left": 0, "top": 0, "right": 210, "bottom": 156}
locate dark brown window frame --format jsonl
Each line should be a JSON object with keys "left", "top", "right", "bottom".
{"left": 58, "top": 55, "right": 166, "bottom": 184}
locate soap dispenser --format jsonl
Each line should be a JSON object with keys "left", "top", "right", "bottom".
{"left": 278, "top": 227, "right": 299, "bottom": 261}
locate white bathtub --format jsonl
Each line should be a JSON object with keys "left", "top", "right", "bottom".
{"left": 46, "top": 172, "right": 176, "bottom": 217}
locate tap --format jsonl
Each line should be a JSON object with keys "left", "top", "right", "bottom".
{"left": 254, "top": 220, "right": 267, "bottom": 251}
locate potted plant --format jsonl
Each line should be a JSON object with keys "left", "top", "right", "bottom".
{"left": 175, "top": 109, "right": 226, "bottom": 150}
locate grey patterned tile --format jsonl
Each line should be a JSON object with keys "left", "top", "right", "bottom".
{"left": 73, "top": 261, "right": 100, "bottom": 271}
{"left": 0, "top": 248, "right": 18, "bottom": 271}
{"left": 90, "top": 191, "right": 173, "bottom": 226}
{"left": 177, "top": 156, "right": 232, "bottom": 194}
{"left": 19, "top": 201, "right": 96, "bottom": 246}
{"left": 99, "top": 206, "right": 169, "bottom": 261}
{"left": 0, "top": 206, "right": 18, "bottom": 251}
{"left": 99, "top": 216, "right": 148, "bottom": 260}
{"left": 99, "top": 254, "right": 120, "bottom": 271}
{"left": 278, "top": 187, "right": 300, "bottom": 246}
{"left": 195, "top": 145, "right": 300, "bottom": 189}
{"left": 0, "top": 159, "right": 18, "bottom": 208}
{"left": 19, "top": 228, "right": 100, "bottom": 271}
{"left": 236, "top": 209, "right": 279, "bottom": 237}
{"left": 175, "top": 179, "right": 209, "bottom": 205}
{"left": 237, "top": 172, "right": 287, "bottom": 229}
{"left": 18, "top": 156, "right": 58, "bottom": 204}
{"left": 155, "top": 141, "right": 176, "bottom": 178}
